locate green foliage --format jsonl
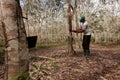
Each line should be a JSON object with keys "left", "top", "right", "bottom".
{"left": 0, "top": 41, "right": 4, "bottom": 47}
{"left": 51, "top": 63, "right": 59, "bottom": 68}
{"left": 39, "top": 67, "right": 49, "bottom": 71}
{"left": 91, "top": 37, "right": 95, "bottom": 43}
{"left": 12, "top": 70, "right": 29, "bottom": 80}
{"left": 55, "top": 0, "right": 61, "bottom": 6}
{"left": 0, "top": 51, "right": 4, "bottom": 57}
{"left": 50, "top": 60, "right": 59, "bottom": 68}
{"left": 30, "top": 63, "right": 50, "bottom": 79}
{"left": 31, "top": 72, "right": 36, "bottom": 77}
{"left": 31, "top": 64, "right": 38, "bottom": 69}
{"left": 30, "top": 60, "right": 59, "bottom": 80}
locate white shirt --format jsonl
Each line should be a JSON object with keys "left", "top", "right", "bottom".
{"left": 81, "top": 21, "right": 91, "bottom": 35}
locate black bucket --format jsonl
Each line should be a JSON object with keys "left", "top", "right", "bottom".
{"left": 27, "top": 36, "right": 37, "bottom": 48}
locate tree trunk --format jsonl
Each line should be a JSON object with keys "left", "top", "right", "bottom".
{"left": 73, "top": 0, "right": 80, "bottom": 48}
{"left": 66, "top": 0, "right": 75, "bottom": 55}
{"left": 73, "top": 0, "right": 77, "bottom": 30}
{"left": 0, "top": 0, "right": 29, "bottom": 80}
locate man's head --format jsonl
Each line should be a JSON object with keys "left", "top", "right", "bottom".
{"left": 78, "top": 15, "right": 85, "bottom": 22}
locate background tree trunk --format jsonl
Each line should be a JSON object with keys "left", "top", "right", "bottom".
{"left": 66, "top": 0, "right": 75, "bottom": 55}
{"left": 0, "top": 0, "right": 29, "bottom": 80}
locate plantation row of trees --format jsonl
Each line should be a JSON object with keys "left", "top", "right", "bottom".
{"left": 1, "top": 0, "right": 120, "bottom": 44}
{"left": 19, "top": 0, "right": 120, "bottom": 44}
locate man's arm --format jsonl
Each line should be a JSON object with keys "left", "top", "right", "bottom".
{"left": 72, "top": 29, "right": 85, "bottom": 33}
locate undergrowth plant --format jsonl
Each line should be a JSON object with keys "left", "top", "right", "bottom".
{"left": 30, "top": 60, "right": 59, "bottom": 80}
{"left": 12, "top": 59, "right": 59, "bottom": 80}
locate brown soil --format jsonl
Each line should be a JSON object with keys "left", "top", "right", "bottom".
{"left": 0, "top": 44, "right": 120, "bottom": 80}
{"left": 29, "top": 44, "right": 120, "bottom": 80}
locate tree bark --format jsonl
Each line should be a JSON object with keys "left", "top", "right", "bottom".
{"left": 0, "top": 0, "right": 29, "bottom": 80}
{"left": 66, "top": 0, "right": 75, "bottom": 55}
{"left": 73, "top": 0, "right": 80, "bottom": 48}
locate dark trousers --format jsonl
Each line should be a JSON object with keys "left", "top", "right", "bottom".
{"left": 82, "top": 35, "right": 91, "bottom": 55}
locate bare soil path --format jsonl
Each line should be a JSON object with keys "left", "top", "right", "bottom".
{"left": 0, "top": 44, "right": 120, "bottom": 80}
{"left": 29, "top": 44, "right": 120, "bottom": 80}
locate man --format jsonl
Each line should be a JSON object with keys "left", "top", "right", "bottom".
{"left": 72, "top": 15, "right": 91, "bottom": 56}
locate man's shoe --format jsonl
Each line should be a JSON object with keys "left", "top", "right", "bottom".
{"left": 83, "top": 50, "right": 87, "bottom": 56}
{"left": 86, "top": 50, "right": 90, "bottom": 56}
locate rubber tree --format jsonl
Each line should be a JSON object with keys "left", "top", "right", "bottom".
{"left": 72, "top": 0, "right": 81, "bottom": 48}
{"left": 66, "top": 0, "right": 75, "bottom": 55}
{"left": 0, "top": 0, "right": 29, "bottom": 80}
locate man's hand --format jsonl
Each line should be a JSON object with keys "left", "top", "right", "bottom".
{"left": 71, "top": 29, "right": 84, "bottom": 33}
{"left": 71, "top": 30, "right": 78, "bottom": 33}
